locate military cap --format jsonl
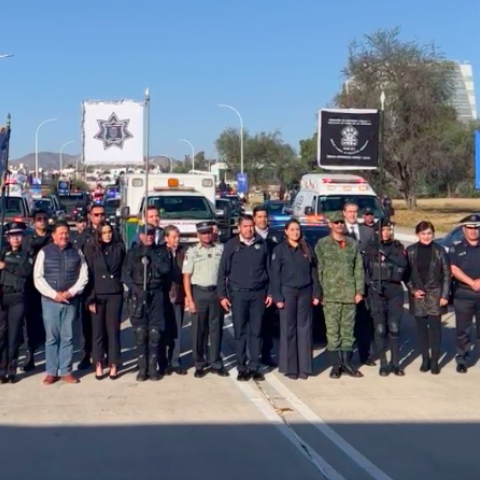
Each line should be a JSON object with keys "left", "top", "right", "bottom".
{"left": 196, "top": 221, "right": 213, "bottom": 233}
{"left": 381, "top": 219, "right": 394, "bottom": 228}
{"left": 459, "top": 214, "right": 480, "bottom": 228}
{"left": 5, "top": 221, "right": 27, "bottom": 235}
{"left": 362, "top": 207, "right": 374, "bottom": 215}
{"left": 204, "top": 220, "right": 217, "bottom": 228}
{"left": 75, "top": 213, "right": 87, "bottom": 222}
{"left": 328, "top": 211, "right": 345, "bottom": 223}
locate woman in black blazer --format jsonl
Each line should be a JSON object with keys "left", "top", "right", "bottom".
{"left": 406, "top": 221, "right": 451, "bottom": 375}
{"left": 84, "top": 221, "right": 126, "bottom": 379}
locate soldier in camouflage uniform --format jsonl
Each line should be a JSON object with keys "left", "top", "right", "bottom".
{"left": 315, "top": 211, "right": 365, "bottom": 379}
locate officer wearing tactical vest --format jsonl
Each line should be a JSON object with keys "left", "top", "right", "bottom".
{"left": 364, "top": 220, "right": 408, "bottom": 377}
{"left": 33, "top": 221, "right": 89, "bottom": 385}
{"left": 0, "top": 222, "right": 33, "bottom": 383}
{"left": 449, "top": 214, "right": 480, "bottom": 373}
{"left": 183, "top": 221, "right": 228, "bottom": 378}
{"left": 122, "top": 224, "right": 171, "bottom": 381}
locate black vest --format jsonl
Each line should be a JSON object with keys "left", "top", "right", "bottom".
{"left": 42, "top": 243, "right": 82, "bottom": 292}
{"left": 0, "top": 248, "right": 26, "bottom": 293}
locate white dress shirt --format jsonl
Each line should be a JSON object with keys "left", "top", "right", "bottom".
{"left": 255, "top": 227, "right": 268, "bottom": 240}
{"left": 345, "top": 222, "right": 360, "bottom": 241}
{"left": 34, "top": 248, "right": 89, "bottom": 300}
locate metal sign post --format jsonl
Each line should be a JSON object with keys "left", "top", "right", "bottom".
{"left": 0, "top": 114, "right": 12, "bottom": 242}
{"left": 143, "top": 88, "right": 151, "bottom": 291}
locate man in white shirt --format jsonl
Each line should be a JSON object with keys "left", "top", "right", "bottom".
{"left": 34, "top": 221, "right": 89, "bottom": 384}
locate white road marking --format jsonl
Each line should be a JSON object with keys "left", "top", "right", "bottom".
{"left": 265, "top": 374, "right": 394, "bottom": 480}
{"left": 227, "top": 364, "right": 347, "bottom": 480}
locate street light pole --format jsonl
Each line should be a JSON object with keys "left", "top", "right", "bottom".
{"left": 179, "top": 139, "right": 195, "bottom": 171}
{"left": 35, "top": 118, "right": 58, "bottom": 179}
{"left": 159, "top": 154, "right": 173, "bottom": 173}
{"left": 218, "top": 104, "right": 244, "bottom": 174}
{"left": 59, "top": 140, "right": 75, "bottom": 172}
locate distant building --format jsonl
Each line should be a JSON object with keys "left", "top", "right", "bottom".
{"left": 342, "top": 60, "right": 477, "bottom": 122}
{"left": 451, "top": 61, "right": 477, "bottom": 122}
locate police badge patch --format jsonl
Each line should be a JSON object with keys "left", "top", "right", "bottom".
{"left": 94, "top": 112, "right": 133, "bottom": 150}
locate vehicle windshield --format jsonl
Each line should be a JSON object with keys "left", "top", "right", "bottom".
{"left": 147, "top": 195, "right": 213, "bottom": 220}
{"left": 105, "top": 199, "right": 120, "bottom": 213}
{"left": 4, "top": 197, "right": 26, "bottom": 217}
{"left": 317, "top": 195, "right": 383, "bottom": 217}
{"left": 59, "top": 194, "right": 86, "bottom": 209}
{"left": 34, "top": 199, "right": 53, "bottom": 210}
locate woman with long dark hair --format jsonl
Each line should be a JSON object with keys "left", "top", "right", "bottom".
{"left": 406, "top": 221, "right": 451, "bottom": 375}
{"left": 271, "top": 219, "right": 322, "bottom": 379}
{"left": 84, "top": 221, "right": 126, "bottom": 379}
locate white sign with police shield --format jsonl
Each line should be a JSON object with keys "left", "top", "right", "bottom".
{"left": 82, "top": 99, "right": 145, "bottom": 166}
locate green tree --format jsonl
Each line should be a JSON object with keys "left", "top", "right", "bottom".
{"left": 335, "top": 27, "right": 457, "bottom": 208}
{"left": 215, "top": 128, "right": 302, "bottom": 188}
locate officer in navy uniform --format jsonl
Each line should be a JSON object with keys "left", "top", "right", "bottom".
{"left": 183, "top": 221, "right": 228, "bottom": 378}
{"left": 21, "top": 209, "right": 52, "bottom": 372}
{"left": 69, "top": 214, "right": 88, "bottom": 249}
{"left": 217, "top": 215, "right": 273, "bottom": 382}
{"left": 122, "top": 224, "right": 171, "bottom": 381}
{"left": 449, "top": 214, "right": 480, "bottom": 373}
{"left": 0, "top": 222, "right": 33, "bottom": 383}
{"left": 253, "top": 205, "right": 280, "bottom": 367}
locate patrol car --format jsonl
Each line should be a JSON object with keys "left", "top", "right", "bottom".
{"left": 292, "top": 173, "right": 383, "bottom": 221}
{"left": 269, "top": 215, "right": 330, "bottom": 248}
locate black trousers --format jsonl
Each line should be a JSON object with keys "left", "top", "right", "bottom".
{"left": 81, "top": 300, "right": 93, "bottom": 357}
{"left": 370, "top": 291, "right": 404, "bottom": 367}
{"left": 161, "top": 302, "right": 185, "bottom": 368}
{"left": 192, "top": 286, "right": 223, "bottom": 370}
{"left": 0, "top": 295, "right": 25, "bottom": 375}
{"left": 355, "top": 299, "right": 374, "bottom": 362}
{"left": 278, "top": 287, "right": 312, "bottom": 376}
{"left": 231, "top": 288, "right": 266, "bottom": 373}
{"left": 131, "top": 289, "right": 165, "bottom": 358}
{"left": 261, "top": 305, "right": 276, "bottom": 361}
{"left": 453, "top": 297, "right": 480, "bottom": 365}
{"left": 91, "top": 293, "right": 123, "bottom": 366}
{"left": 24, "top": 288, "right": 45, "bottom": 352}
{"left": 415, "top": 315, "right": 442, "bottom": 364}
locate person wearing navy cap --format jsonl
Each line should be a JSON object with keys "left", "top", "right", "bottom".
{"left": 449, "top": 214, "right": 480, "bottom": 373}
{"left": 0, "top": 222, "right": 33, "bottom": 383}
{"left": 122, "top": 222, "right": 171, "bottom": 381}
{"left": 183, "top": 221, "right": 227, "bottom": 377}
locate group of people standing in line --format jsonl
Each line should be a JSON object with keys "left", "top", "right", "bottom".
{"left": 0, "top": 199, "right": 478, "bottom": 385}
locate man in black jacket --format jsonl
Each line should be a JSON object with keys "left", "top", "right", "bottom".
{"left": 217, "top": 215, "right": 273, "bottom": 381}
{"left": 22, "top": 209, "right": 52, "bottom": 372}
{"left": 253, "top": 205, "right": 279, "bottom": 367}
{"left": 122, "top": 224, "right": 171, "bottom": 381}
{"left": 365, "top": 221, "right": 408, "bottom": 376}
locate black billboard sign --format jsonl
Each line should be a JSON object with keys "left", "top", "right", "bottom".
{"left": 317, "top": 108, "right": 380, "bottom": 170}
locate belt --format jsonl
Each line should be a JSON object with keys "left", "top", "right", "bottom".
{"left": 193, "top": 285, "right": 217, "bottom": 292}
{"left": 231, "top": 285, "right": 265, "bottom": 293}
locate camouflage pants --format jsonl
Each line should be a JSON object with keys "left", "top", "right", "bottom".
{"left": 323, "top": 302, "right": 356, "bottom": 351}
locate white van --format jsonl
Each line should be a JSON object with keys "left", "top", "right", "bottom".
{"left": 292, "top": 173, "right": 383, "bottom": 219}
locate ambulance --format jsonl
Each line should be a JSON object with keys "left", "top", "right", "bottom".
{"left": 292, "top": 173, "right": 384, "bottom": 220}
{"left": 119, "top": 173, "right": 224, "bottom": 246}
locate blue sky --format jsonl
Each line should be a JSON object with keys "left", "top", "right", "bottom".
{"left": 1, "top": 0, "right": 478, "bottom": 160}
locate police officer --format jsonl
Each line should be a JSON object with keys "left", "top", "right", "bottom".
{"left": 122, "top": 224, "right": 171, "bottom": 381}
{"left": 217, "top": 215, "right": 273, "bottom": 382}
{"left": 364, "top": 221, "right": 408, "bottom": 376}
{"left": 315, "top": 211, "right": 364, "bottom": 379}
{"left": 69, "top": 214, "right": 87, "bottom": 248}
{"left": 449, "top": 214, "right": 480, "bottom": 373}
{"left": 22, "top": 209, "right": 52, "bottom": 372}
{"left": 253, "top": 205, "right": 280, "bottom": 367}
{"left": 183, "top": 222, "right": 228, "bottom": 378}
{"left": 0, "top": 222, "right": 33, "bottom": 383}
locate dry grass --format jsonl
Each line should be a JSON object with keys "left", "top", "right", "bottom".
{"left": 392, "top": 198, "right": 480, "bottom": 232}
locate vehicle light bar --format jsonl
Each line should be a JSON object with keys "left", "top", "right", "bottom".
{"left": 153, "top": 187, "right": 196, "bottom": 192}
{"left": 321, "top": 177, "right": 367, "bottom": 184}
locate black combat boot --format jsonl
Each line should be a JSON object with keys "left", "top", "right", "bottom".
{"left": 390, "top": 337, "right": 405, "bottom": 376}
{"left": 340, "top": 351, "right": 363, "bottom": 378}
{"left": 378, "top": 351, "right": 390, "bottom": 377}
{"left": 7, "top": 361, "right": 17, "bottom": 384}
{"left": 136, "top": 354, "right": 148, "bottom": 382}
{"left": 22, "top": 350, "right": 35, "bottom": 372}
{"left": 148, "top": 355, "right": 161, "bottom": 381}
{"left": 329, "top": 351, "right": 342, "bottom": 379}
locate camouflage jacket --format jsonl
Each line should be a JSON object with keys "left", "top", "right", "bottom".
{"left": 314, "top": 235, "right": 365, "bottom": 303}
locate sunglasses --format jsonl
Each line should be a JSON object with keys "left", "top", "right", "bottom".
{"left": 333, "top": 221, "right": 345, "bottom": 225}
{"left": 92, "top": 212, "right": 105, "bottom": 217}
